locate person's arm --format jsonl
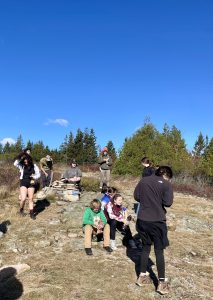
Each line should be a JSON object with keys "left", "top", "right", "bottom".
{"left": 162, "top": 183, "right": 173, "bottom": 207}
{"left": 106, "top": 203, "right": 124, "bottom": 222}
{"left": 32, "top": 164, "right": 41, "bottom": 180}
{"left": 40, "top": 159, "right": 48, "bottom": 176}
{"left": 82, "top": 208, "right": 94, "bottom": 225}
{"left": 107, "top": 156, "right": 112, "bottom": 166}
{"left": 134, "top": 182, "right": 141, "bottom": 203}
{"left": 100, "top": 210, "right": 107, "bottom": 225}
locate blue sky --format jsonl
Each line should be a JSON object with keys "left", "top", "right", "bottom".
{"left": 0, "top": 0, "right": 212, "bottom": 152}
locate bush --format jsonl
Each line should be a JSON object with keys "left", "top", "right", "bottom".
{"left": 0, "top": 163, "right": 19, "bottom": 190}
{"left": 81, "top": 177, "right": 100, "bottom": 192}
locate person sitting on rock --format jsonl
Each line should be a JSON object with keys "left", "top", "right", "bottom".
{"left": 104, "top": 193, "right": 136, "bottom": 250}
{"left": 61, "top": 159, "right": 82, "bottom": 191}
{"left": 82, "top": 199, "right": 113, "bottom": 256}
{"left": 101, "top": 186, "right": 117, "bottom": 210}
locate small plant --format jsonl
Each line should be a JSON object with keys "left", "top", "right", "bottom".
{"left": 81, "top": 177, "right": 100, "bottom": 192}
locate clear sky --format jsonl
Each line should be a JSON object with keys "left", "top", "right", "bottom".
{"left": 0, "top": 0, "right": 212, "bottom": 151}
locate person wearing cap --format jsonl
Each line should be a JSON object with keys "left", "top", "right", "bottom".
{"left": 40, "top": 155, "right": 53, "bottom": 188}
{"left": 61, "top": 159, "right": 82, "bottom": 190}
{"left": 98, "top": 147, "right": 112, "bottom": 189}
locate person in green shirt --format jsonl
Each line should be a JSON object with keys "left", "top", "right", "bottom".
{"left": 82, "top": 199, "right": 113, "bottom": 255}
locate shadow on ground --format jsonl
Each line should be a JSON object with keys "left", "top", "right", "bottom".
{"left": 0, "top": 267, "right": 23, "bottom": 300}
{"left": 34, "top": 199, "right": 50, "bottom": 216}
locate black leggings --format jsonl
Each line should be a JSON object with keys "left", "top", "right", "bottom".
{"left": 108, "top": 219, "right": 133, "bottom": 240}
{"left": 140, "top": 245, "right": 165, "bottom": 279}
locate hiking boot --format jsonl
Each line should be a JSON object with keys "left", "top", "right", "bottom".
{"left": 103, "top": 246, "right": 113, "bottom": 253}
{"left": 30, "top": 211, "right": 36, "bottom": 220}
{"left": 85, "top": 248, "right": 93, "bottom": 256}
{"left": 157, "top": 279, "right": 169, "bottom": 295}
{"left": 136, "top": 273, "right": 152, "bottom": 286}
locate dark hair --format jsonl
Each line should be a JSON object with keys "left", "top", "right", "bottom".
{"left": 111, "top": 193, "right": 122, "bottom": 203}
{"left": 141, "top": 157, "right": 150, "bottom": 164}
{"left": 155, "top": 166, "right": 173, "bottom": 179}
{"left": 23, "top": 148, "right": 31, "bottom": 153}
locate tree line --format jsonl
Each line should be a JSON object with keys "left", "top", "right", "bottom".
{"left": 0, "top": 122, "right": 212, "bottom": 180}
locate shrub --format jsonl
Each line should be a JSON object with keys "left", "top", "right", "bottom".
{"left": 81, "top": 177, "right": 100, "bottom": 192}
{"left": 0, "top": 163, "right": 19, "bottom": 190}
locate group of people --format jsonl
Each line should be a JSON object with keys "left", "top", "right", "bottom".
{"left": 13, "top": 149, "right": 83, "bottom": 219}
{"left": 13, "top": 147, "right": 173, "bottom": 295}
{"left": 82, "top": 156, "right": 174, "bottom": 295}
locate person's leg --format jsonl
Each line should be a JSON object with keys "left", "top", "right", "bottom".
{"left": 100, "top": 169, "right": 104, "bottom": 188}
{"left": 19, "top": 186, "right": 27, "bottom": 213}
{"left": 103, "top": 223, "right": 110, "bottom": 247}
{"left": 109, "top": 219, "right": 117, "bottom": 250}
{"left": 136, "top": 245, "right": 152, "bottom": 285}
{"left": 28, "top": 187, "right": 35, "bottom": 219}
{"left": 46, "top": 170, "right": 51, "bottom": 187}
{"left": 154, "top": 248, "right": 165, "bottom": 279}
{"left": 41, "top": 172, "right": 47, "bottom": 188}
{"left": 106, "top": 170, "right": 110, "bottom": 186}
{"left": 84, "top": 225, "right": 93, "bottom": 248}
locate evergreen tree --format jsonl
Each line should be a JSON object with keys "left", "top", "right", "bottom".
{"left": 73, "top": 129, "right": 84, "bottom": 164}
{"left": 106, "top": 140, "right": 117, "bottom": 162}
{"left": 59, "top": 135, "right": 68, "bottom": 163}
{"left": 32, "top": 141, "right": 46, "bottom": 161}
{"left": 202, "top": 137, "right": 213, "bottom": 177}
{"left": 67, "top": 131, "right": 75, "bottom": 163}
{"left": 83, "top": 128, "right": 98, "bottom": 163}
{"left": 193, "top": 132, "right": 206, "bottom": 157}
{"left": 14, "top": 134, "right": 24, "bottom": 153}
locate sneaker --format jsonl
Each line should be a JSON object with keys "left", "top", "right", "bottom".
{"left": 103, "top": 246, "right": 113, "bottom": 253}
{"left": 157, "top": 279, "right": 169, "bottom": 295}
{"left": 110, "top": 240, "right": 117, "bottom": 250}
{"left": 85, "top": 248, "right": 93, "bottom": 256}
{"left": 136, "top": 273, "right": 152, "bottom": 286}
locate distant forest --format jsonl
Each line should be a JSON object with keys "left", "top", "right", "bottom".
{"left": 0, "top": 121, "right": 212, "bottom": 180}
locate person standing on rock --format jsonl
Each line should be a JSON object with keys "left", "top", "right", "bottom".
{"left": 14, "top": 152, "right": 40, "bottom": 220}
{"left": 98, "top": 147, "right": 112, "bottom": 189}
{"left": 40, "top": 154, "right": 53, "bottom": 188}
{"left": 134, "top": 166, "right": 173, "bottom": 295}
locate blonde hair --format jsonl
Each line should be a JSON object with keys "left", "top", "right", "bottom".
{"left": 90, "top": 199, "right": 101, "bottom": 210}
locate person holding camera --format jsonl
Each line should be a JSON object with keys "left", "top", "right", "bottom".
{"left": 14, "top": 152, "right": 40, "bottom": 220}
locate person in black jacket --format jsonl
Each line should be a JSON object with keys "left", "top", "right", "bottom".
{"left": 141, "top": 157, "right": 155, "bottom": 177}
{"left": 134, "top": 166, "right": 173, "bottom": 295}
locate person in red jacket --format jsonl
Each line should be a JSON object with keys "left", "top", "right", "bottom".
{"left": 134, "top": 166, "right": 173, "bottom": 295}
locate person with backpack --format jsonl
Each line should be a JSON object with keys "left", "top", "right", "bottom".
{"left": 134, "top": 166, "right": 173, "bottom": 295}
{"left": 40, "top": 154, "right": 53, "bottom": 188}
{"left": 14, "top": 152, "right": 40, "bottom": 219}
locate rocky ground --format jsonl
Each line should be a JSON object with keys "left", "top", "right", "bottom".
{"left": 0, "top": 174, "right": 213, "bottom": 300}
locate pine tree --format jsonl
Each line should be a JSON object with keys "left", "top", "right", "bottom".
{"left": 106, "top": 140, "right": 117, "bottom": 162}
{"left": 202, "top": 137, "right": 213, "bottom": 177}
{"left": 73, "top": 129, "right": 84, "bottom": 164}
{"left": 59, "top": 135, "right": 68, "bottom": 163}
{"left": 67, "top": 132, "right": 75, "bottom": 163}
{"left": 193, "top": 132, "right": 206, "bottom": 157}
{"left": 14, "top": 134, "right": 24, "bottom": 153}
{"left": 83, "top": 128, "right": 98, "bottom": 164}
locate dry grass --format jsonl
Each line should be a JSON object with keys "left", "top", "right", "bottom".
{"left": 0, "top": 167, "right": 213, "bottom": 299}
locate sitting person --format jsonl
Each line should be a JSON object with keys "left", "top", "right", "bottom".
{"left": 104, "top": 193, "right": 136, "bottom": 250}
{"left": 61, "top": 159, "right": 82, "bottom": 190}
{"left": 82, "top": 199, "right": 113, "bottom": 255}
{"left": 101, "top": 186, "right": 117, "bottom": 210}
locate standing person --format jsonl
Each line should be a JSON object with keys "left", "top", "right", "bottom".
{"left": 82, "top": 199, "right": 113, "bottom": 255}
{"left": 134, "top": 166, "right": 173, "bottom": 295}
{"left": 14, "top": 152, "right": 40, "bottom": 220}
{"left": 98, "top": 147, "right": 112, "bottom": 189}
{"left": 61, "top": 159, "right": 82, "bottom": 190}
{"left": 40, "top": 155, "right": 53, "bottom": 188}
{"left": 141, "top": 157, "right": 155, "bottom": 177}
